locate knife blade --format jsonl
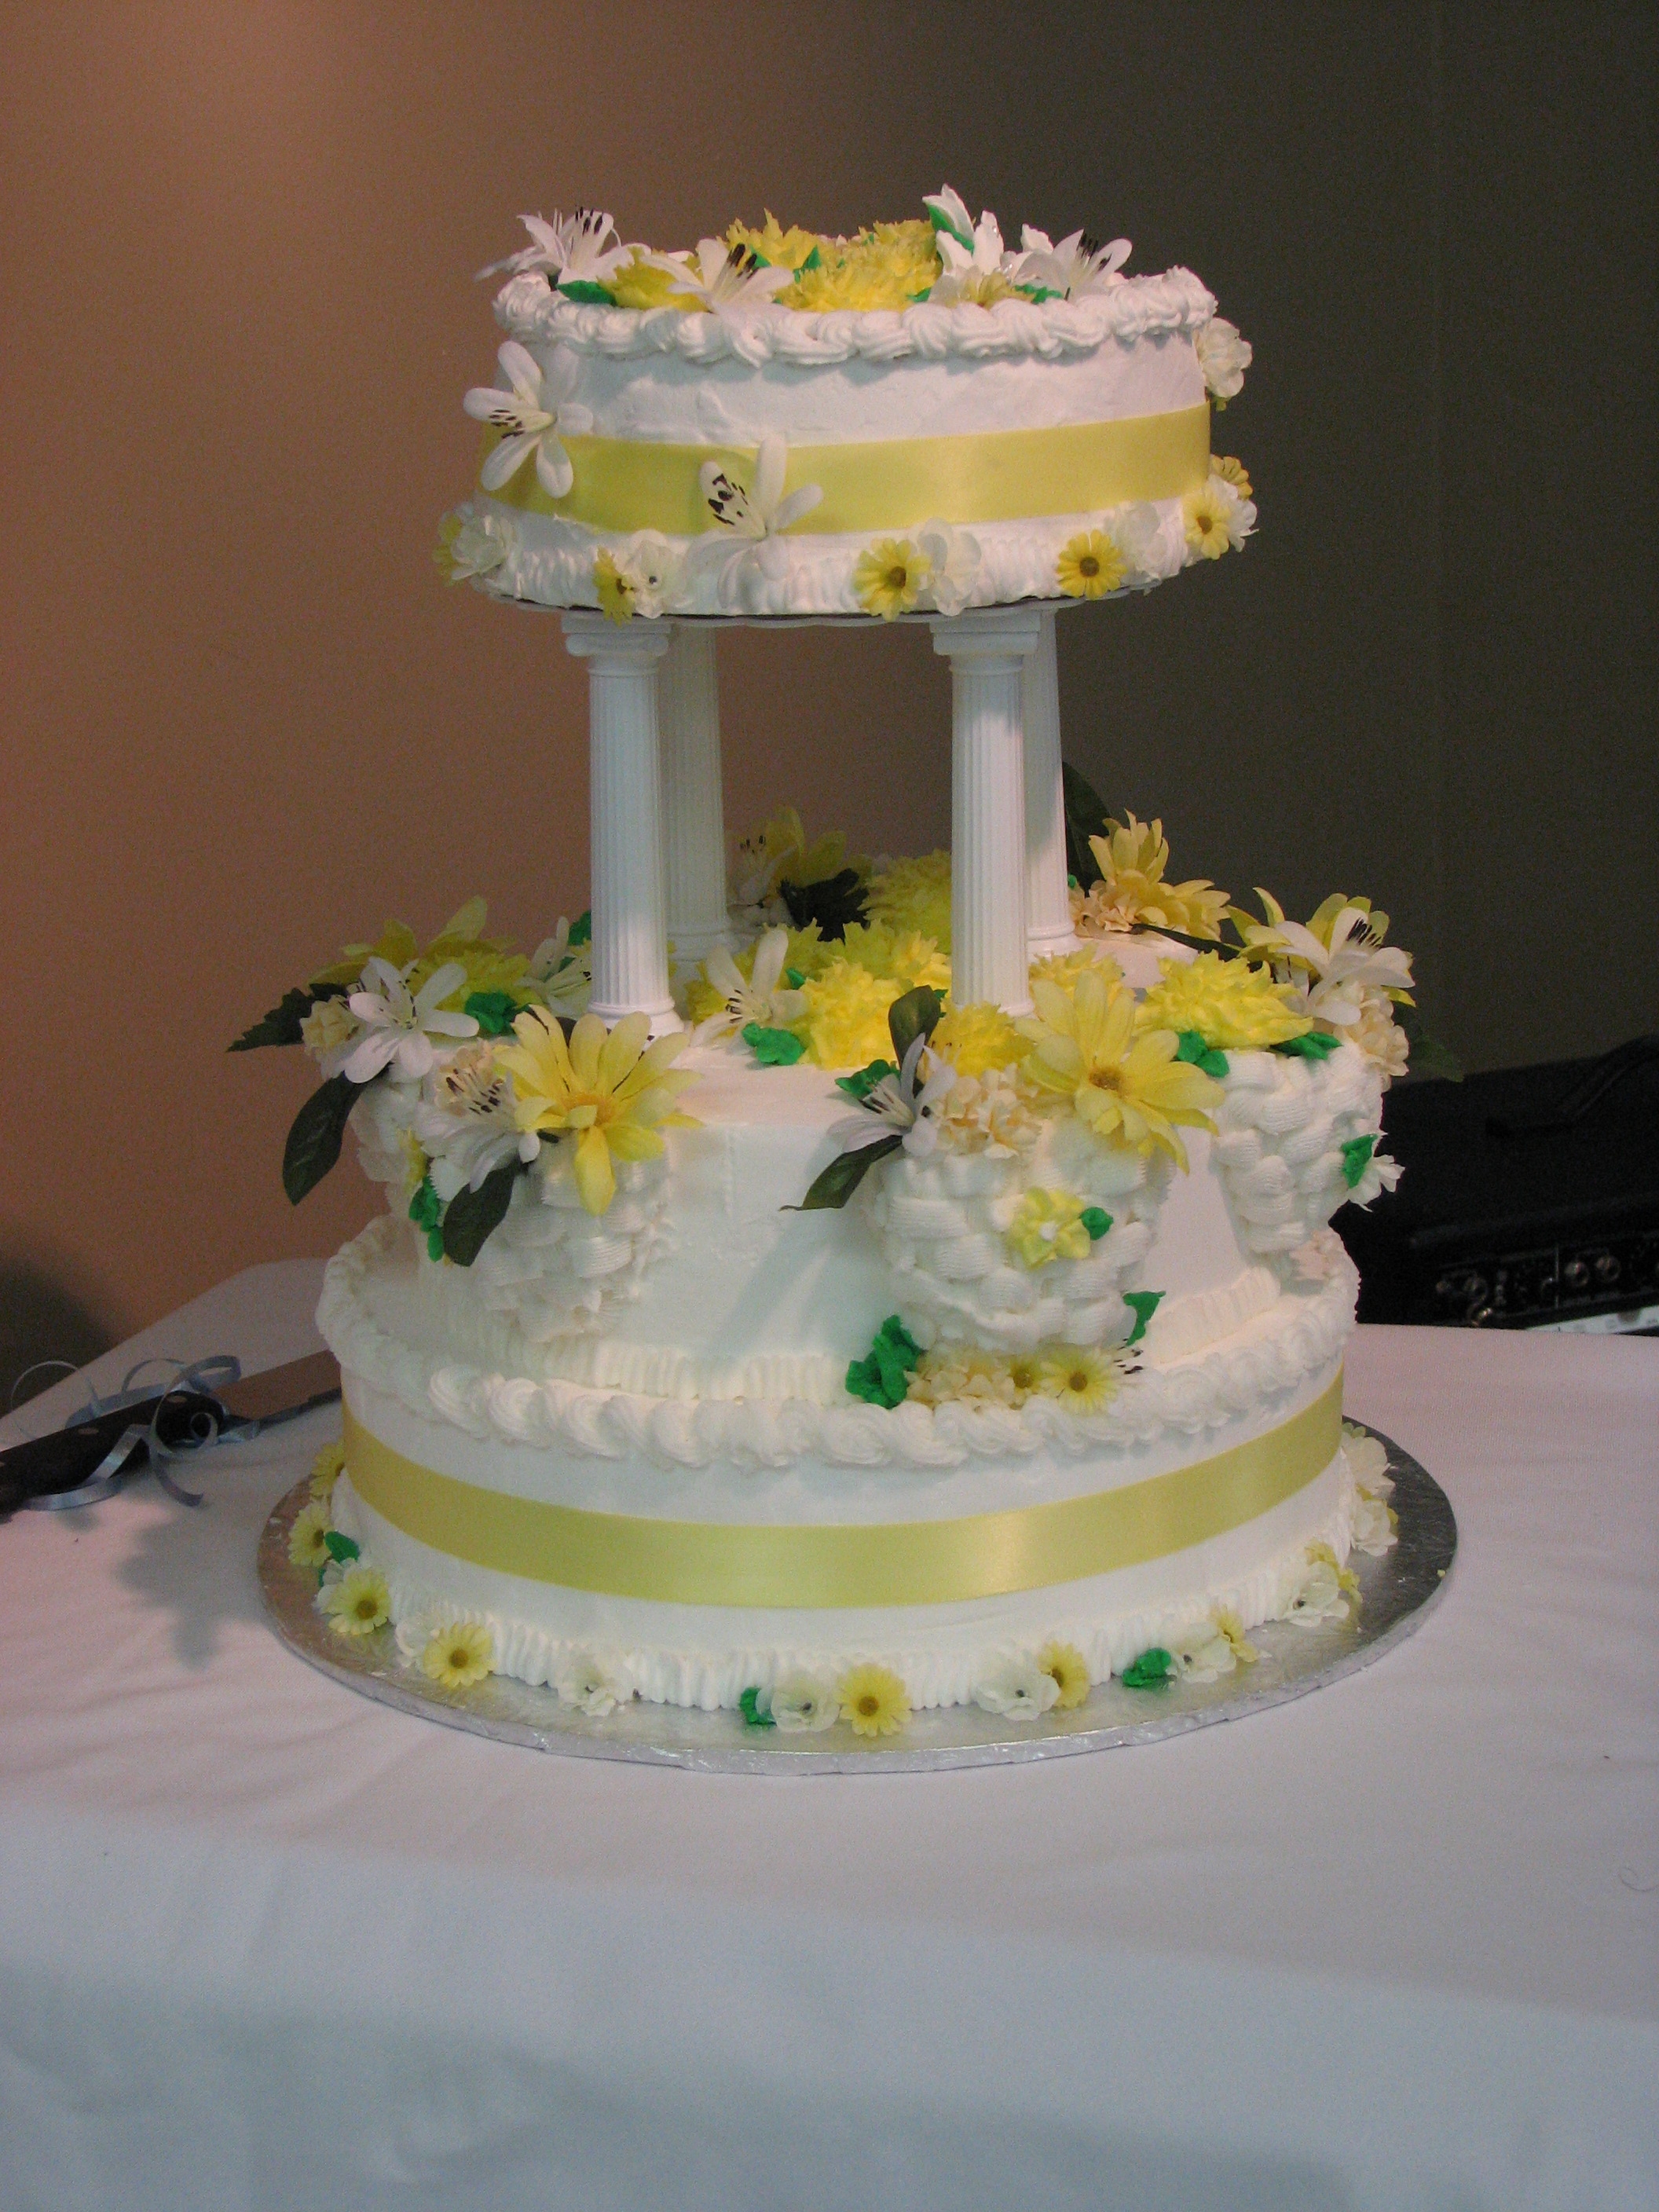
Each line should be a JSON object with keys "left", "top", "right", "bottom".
{"left": 0, "top": 1349, "right": 341, "bottom": 1515}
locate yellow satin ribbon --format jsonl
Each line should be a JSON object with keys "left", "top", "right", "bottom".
{"left": 342, "top": 1372, "right": 1342, "bottom": 1611}
{"left": 482, "top": 403, "right": 1210, "bottom": 537}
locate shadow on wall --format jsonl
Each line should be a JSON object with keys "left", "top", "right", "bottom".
{"left": 0, "top": 1252, "right": 119, "bottom": 1409}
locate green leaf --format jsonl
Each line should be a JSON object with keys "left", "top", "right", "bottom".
{"left": 887, "top": 985, "right": 943, "bottom": 1064}
{"left": 1174, "top": 1031, "right": 1229, "bottom": 1080}
{"left": 836, "top": 1059, "right": 897, "bottom": 1102}
{"left": 1120, "top": 1647, "right": 1174, "bottom": 1690}
{"left": 738, "top": 1686, "right": 776, "bottom": 1729}
{"left": 567, "top": 910, "right": 591, "bottom": 946}
{"left": 441, "top": 1159, "right": 522, "bottom": 1266}
{"left": 1340, "top": 1134, "right": 1378, "bottom": 1189}
{"left": 464, "top": 989, "right": 520, "bottom": 1038}
{"left": 558, "top": 277, "right": 616, "bottom": 305}
{"left": 1080, "top": 1207, "right": 1113, "bottom": 1241}
{"left": 1397, "top": 1002, "right": 1463, "bottom": 1082}
{"left": 1273, "top": 1029, "right": 1342, "bottom": 1060}
{"left": 779, "top": 867, "right": 868, "bottom": 941}
{"left": 1122, "top": 1290, "right": 1163, "bottom": 1347}
{"left": 742, "top": 1022, "right": 806, "bottom": 1068}
{"left": 788, "top": 1133, "right": 903, "bottom": 1212}
{"left": 1130, "top": 921, "right": 1248, "bottom": 960}
{"left": 1061, "top": 760, "right": 1115, "bottom": 889}
{"left": 282, "top": 1075, "right": 357, "bottom": 1205}
{"left": 231, "top": 981, "right": 344, "bottom": 1053}
{"left": 323, "top": 1530, "right": 360, "bottom": 1565}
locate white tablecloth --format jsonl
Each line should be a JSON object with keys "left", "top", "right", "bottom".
{"left": 0, "top": 1261, "right": 1654, "bottom": 2212}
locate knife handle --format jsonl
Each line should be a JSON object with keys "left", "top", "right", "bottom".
{"left": 0, "top": 1393, "right": 225, "bottom": 1514}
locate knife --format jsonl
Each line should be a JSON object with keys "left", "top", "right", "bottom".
{"left": 0, "top": 1350, "right": 341, "bottom": 1516}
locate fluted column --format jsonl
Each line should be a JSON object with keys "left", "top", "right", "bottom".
{"left": 561, "top": 614, "right": 679, "bottom": 1035}
{"left": 1023, "top": 607, "right": 1077, "bottom": 961}
{"left": 931, "top": 609, "right": 1044, "bottom": 1016}
{"left": 657, "top": 624, "right": 731, "bottom": 973}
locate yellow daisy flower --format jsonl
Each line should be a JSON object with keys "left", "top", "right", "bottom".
{"left": 498, "top": 1008, "right": 699, "bottom": 1215}
{"left": 837, "top": 1663, "right": 910, "bottom": 1737}
{"left": 1005, "top": 1187, "right": 1093, "bottom": 1269}
{"left": 930, "top": 1000, "right": 1024, "bottom": 1078}
{"left": 1037, "top": 1641, "right": 1092, "bottom": 1709}
{"left": 1056, "top": 530, "right": 1126, "bottom": 599}
{"left": 854, "top": 537, "right": 932, "bottom": 620}
{"left": 1211, "top": 454, "right": 1252, "bottom": 496}
{"left": 287, "top": 1500, "right": 333, "bottom": 1572}
{"left": 322, "top": 1566, "right": 390, "bottom": 1639}
{"left": 421, "top": 1619, "right": 494, "bottom": 1690}
{"left": 1019, "top": 964, "right": 1221, "bottom": 1169}
{"left": 1038, "top": 1345, "right": 1119, "bottom": 1413}
{"left": 309, "top": 1440, "right": 346, "bottom": 1500}
{"left": 593, "top": 549, "right": 635, "bottom": 623}
{"left": 1137, "top": 952, "right": 1311, "bottom": 1052}
{"left": 1183, "top": 480, "right": 1236, "bottom": 558}
{"left": 1005, "top": 1351, "right": 1044, "bottom": 1402}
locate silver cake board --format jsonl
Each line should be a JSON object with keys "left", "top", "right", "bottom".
{"left": 258, "top": 1431, "right": 1455, "bottom": 1774}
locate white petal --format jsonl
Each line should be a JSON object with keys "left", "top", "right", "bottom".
{"left": 1020, "top": 224, "right": 1055, "bottom": 255}
{"left": 425, "top": 1010, "right": 481, "bottom": 1039}
{"left": 480, "top": 431, "right": 537, "bottom": 490}
{"left": 535, "top": 437, "right": 574, "bottom": 499}
{"left": 753, "top": 434, "right": 786, "bottom": 518}
{"left": 705, "top": 945, "right": 743, "bottom": 1000}
{"left": 751, "top": 928, "right": 788, "bottom": 995}
{"left": 497, "top": 340, "right": 543, "bottom": 404}
{"left": 543, "top": 346, "right": 580, "bottom": 402}
{"left": 413, "top": 961, "right": 470, "bottom": 1015}
{"left": 342, "top": 1032, "right": 400, "bottom": 1084}
{"left": 771, "top": 482, "right": 822, "bottom": 532}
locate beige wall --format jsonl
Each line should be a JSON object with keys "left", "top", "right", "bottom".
{"left": 2, "top": 1, "right": 1654, "bottom": 1364}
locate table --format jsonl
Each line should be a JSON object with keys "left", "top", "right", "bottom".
{"left": 1, "top": 1261, "right": 1654, "bottom": 2212}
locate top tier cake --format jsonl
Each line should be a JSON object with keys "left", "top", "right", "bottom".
{"left": 443, "top": 189, "right": 1256, "bottom": 619}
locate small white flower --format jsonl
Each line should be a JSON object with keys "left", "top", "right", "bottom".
{"left": 325, "top": 958, "right": 478, "bottom": 1085}
{"left": 603, "top": 532, "right": 685, "bottom": 618}
{"left": 555, "top": 1652, "right": 632, "bottom": 1717}
{"left": 1284, "top": 1558, "right": 1350, "bottom": 1629}
{"left": 973, "top": 1657, "right": 1061, "bottom": 1719}
{"left": 830, "top": 1034, "right": 958, "bottom": 1161}
{"left": 695, "top": 927, "right": 808, "bottom": 1042}
{"left": 1196, "top": 315, "right": 1253, "bottom": 401}
{"left": 528, "top": 918, "right": 591, "bottom": 1019}
{"left": 917, "top": 521, "right": 982, "bottom": 617}
{"left": 694, "top": 434, "right": 823, "bottom": 610}
{"left": 416, "top": 1041, "right": 540, "bottom": 1201}
{"left": 925, "top": 187, "right": 1024, "bottom": 305}
{"left": 477, "top": 207, "right": 631, "bottom": 287}
{"left": 1016, "top": 225, "right": 1131, "bottom": 298}
{"left": 300, "top": 994, "right": 359, "bottom": 1067}
{"left": 1348, "top": 1150, "right": 1404, "bottom": 1209}
{"left": 1170, "top": 1626, "right": 1237, "bottom": 1683}
{"left": 463, "top": 341, "right": 594, "bottom": 501}
{"left": 766, "top": 1674, "right": 841, "bottom": 1733}
{"left": 650, "top": 237, "right": 796, "bottom": 316}
{"left": 1350, "top": 1489, "right": 1398, "bottom": 1557}
{"left": 1342, "top": 1423, "right": 1393, "bottom": 1496}
{"left": 442, "top": 504, "right": 515, "bottom": 581}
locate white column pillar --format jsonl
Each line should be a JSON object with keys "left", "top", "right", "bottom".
{"left": 657, "top": 624, "right": 731, "bottom": 974}
{"left": 1023, "top": 606, "right": 1077, "bottom": 961}
{"left": 931, "top": 608, "right": 1044, "bottom": 1016}
{"left": 561, "top": 614, "right": 680, "bottom": 1035}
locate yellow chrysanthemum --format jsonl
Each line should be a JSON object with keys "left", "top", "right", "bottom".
{"left": 1183, "top": 481, "right": 1235, "bottom": 558}
{"left": 1137, "top": 952, "right": 1311, "bottom": 1051}
{"left": 866, "top": 218, "right": 942, "bottom": 280}
{"left": 930, "top": 999, "right": 1023, "bottom": 1077}
{"left": 1056, "top": 530, "right": 1126, "bottom": 599}
{"left": 309, "top": 1440, "right": 346, "bottom": 1500}
{"left": 1037, "top": 1641, "right": 1092, "bottom": 1710}
{"left": 1211, "top": 453, "right": 1252, "bottom": 496}
{"left": 1080, "top": 815, "right": 1231, "bottom": 940}
{"left": 287, "top": 1500, "right": 333, "bottom": 1572}
{"left": 865, "top": 850, "right": 952, "bottom": 951}
{"left": 833, "top": 922, "right": 950, "bottom": 991}
{"left": 1030, "top": 947, "right": 1126, "bottom": 994}
{"left": 837, "top": 1663, "right": 910, "bottom": 1738}
{"left": 593, "top": 549, "right": 635, "bottom": 623}
{"left": 322, "top": 1566, "right": 390, "bottom": 1639}
{"left": 609, "top": 250, "right": 698, "bottom": 311}
{"left": 498, "top": 1008, "right": 700, "bottom": 1214}
{"left": 1038, "top": 1345, "right": 1119, "bottom": 1413}
{"left": 1019, "top": 965, "right": 1220, "bottom": 1170}
{"left": 791, "top": 961, "right": 906, "bottom": 1070}
{"left": 1005, "top": 1187, "right": 1093, "bottom": 1269}
{"left": 854, "top": 537, "right": 932, "bottom": 620}
{"left": 726, "top": 213, "right": 823, "bottom": 272}
{"left": 421, "top": 1618, "right": 494, "bottom": 1690}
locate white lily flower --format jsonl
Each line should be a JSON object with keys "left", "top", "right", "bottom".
{"left": 528, "top": 917, "right": 592, "bottom": 1020}
{"left": 650, "top": 238, "right": 796, "bottom": 316}
{"left": 694, "top": 434, "right": 823, "bottom": 610}
{"left": 477, "top": 207, "right": 631, "bottom": 287}
{"left": 694, "top": 927, "right": 808, "bottom": 1043}
{"left": 1273, "top": 908, "right": 1415, "bottom": 1030}
{"left": 830, "top": 1034, "right": 959, "bottom": 1159}
{"left": 416, "top": 1042, "right": 540, "bottom": 1200}
{"left": 916, "top": 522, "right": 982, "bottom": 617}
{"left": 327, "top": 958, "right": 478, "bottom": 1085}
{"left": 463, "top": 341, "right": 594, "bottom": 500}
{"left": 1017, "top": 225, "right": 1131, "bottom": 298}
{"left": 925, "top": 188, "right": 1023, "bottom": 305}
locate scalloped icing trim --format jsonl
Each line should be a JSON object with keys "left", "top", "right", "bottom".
{"left": 317, "top": 1215, "right": 1357, "bottom": 1475}
{"left": 493, "top": 267, "right": 1219, "bottom": 367}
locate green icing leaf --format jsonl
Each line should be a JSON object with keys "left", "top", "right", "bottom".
{"left": 837, "top": 1059, "right": 897, "bottom": 1102}
{"left": 441, "top": 1159, "right": 522, "bottom": 1265}
{"left": 738, "top": 1686, "right": 776, "bottom": 1729}
{"left": 780, "top": 867, "right": 868, "bottom": 941}
{"left": 789, "top": 1132, "right": 903, "bottom": 1211}
{"left": 1175, "top": 1031, "right": 1229, "bottom": 1080}
{"left": 888, "top": 985, "right": 943, "bottom": 1064}
{"left": 846, "top": 1314, "right": 924, "bottom": 1408}
{"left": 742, "top": 1022, "right": 806, "bottom": 1068}
{"left": 1122, "top": 1290, "right": 1163, "bottom": 1347}
{"left": 464, "top": 989, "right": 520, "bottom": 1038}
{"left": 1080, "top": 1207, "right": 1114, "bottom": 1241}
{"left": 283, "top": 1074, "right": 357, "bottom": 1206}
{"left": 800, "top": 244, "right": 822, "bottom": 272}
{"left": 1121, "top": 1647, "right": 1174, "bottom": 1690}
{"left": 1340, "top": 1134, "right": 1378, "bottom": 1189}
{"left": 1017, "top": 284, "right": 1063, "bottom": 303}
{"left": 408, "top": 1177, "right": 445, "bottom": 1262}
{"left": 1061, "top": 760, "right": 1115, "bottom": 890}
{"left": 230, "top": 981, "right": 345, "bottom": 1053}
{"left": 323, "top": 1530, "right": 360, "bottom": 1565}
{"left": 1273, "top": 1030, "right": 1342, "bottom": 1060}
{"left": 567, "top": 910, "right": 591, "bottom": 946}
{"left": 784, "top": 967, "right": 807, "bottom": 990}
{"left": 558, "top": 278, "right": 616, "bottom": 305}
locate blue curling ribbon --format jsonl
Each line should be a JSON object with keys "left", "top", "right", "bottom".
{"left": 23, "top": 1353, "right": 246, "bottom": 1512}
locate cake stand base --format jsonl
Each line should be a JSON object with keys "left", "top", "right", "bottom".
{"left": 258, "top": 1431, "right": 1456, "bottom": 1774}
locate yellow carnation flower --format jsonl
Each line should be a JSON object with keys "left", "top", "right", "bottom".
{"left": 1038, "top": 1345, "right": 1120, "bottom": 1413}
{"left": 1005, "top": 1187, "right": 1093, "bottom": 1269}
{"left": 1137, "top": 952, "right": 1311, "bottom": 1051}
{"left": 1030, "top": 947, "right": 1126, "bottom": 993}
{"left": 865, "top": 850, "right": 952, "bottom": 950}
{"left": 833, "top": 922, "right": 949, "bottom": 990}
{"left": 309, "top": 1440, "right": 346, "bottom": 1500}
{"left": 726, "top": 213, "right": 823, "bottom": 272}
{"left": 1056, "top": 530, "right": 1126, "bottom": 599}
{"left": 792, "top": 961, "right": 906, "bottom": 1069}
{"left": 1038, "top": 1640, "right": 1092, "bottom": 1709}
{"left": 930, "top": 999, "right": 1023, "bottom": 1077}
{"left": 1079, "top": 815, "right": 1230, "bottom": 940}
{"left": 1019, "top": 964, "right": 1220, "bottom": 1170}
{"left": 837, "top": 1663, "right": 910, "bottom": 1737}
{"left": 497, "top": 1008, "right": 699, "bottom": 1214}
{"left": 421, "top": 1618, "right": 493, "bottom": 1690}
{"left": 854, "top": 537, "right": 932, "bottom": 620}
{"left": 322, "top": 1565, "right": 390, "bottom": 1639}
{"left": 287, "top": 1500, "right": 333, "bottom": 1572}
{"left": 594, "top": 549, "right": 635, "bottom": 623}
